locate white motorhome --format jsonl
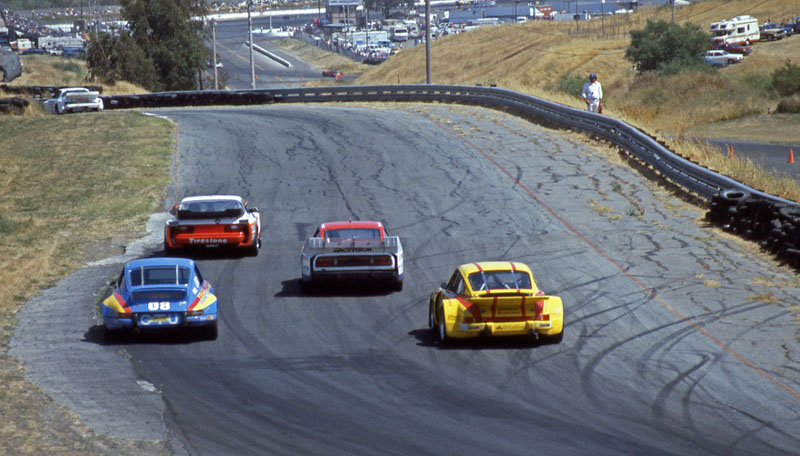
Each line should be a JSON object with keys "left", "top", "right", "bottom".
{"left": 709, "top": 15, "right": 760, "bottom": 45}
{"left": 390, "top": 25, "right": 409, "bottom": 41}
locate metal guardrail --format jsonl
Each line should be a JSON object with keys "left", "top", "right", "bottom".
{"left": 101, "top": 84, "right": 796, "bottom": 206}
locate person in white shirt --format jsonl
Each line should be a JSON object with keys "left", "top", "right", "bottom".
{"left": 581, "top": 73, "right": 603, "bottom": 113}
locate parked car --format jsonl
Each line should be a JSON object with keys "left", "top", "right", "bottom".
{"left": 703, "top": 57, "right": 728, "bottom": 68}
{"left": 711, "top": 41, "right": 752, "bottom": 56}
{"left": 760, "top": 22, "right": 786, "bottom": 41}
{"left": 704, "top": 49, "right": 743, "bottom": 64}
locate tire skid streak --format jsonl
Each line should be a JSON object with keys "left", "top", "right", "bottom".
{"left": 425, "top": 116, "right": 800, "bottom": 404}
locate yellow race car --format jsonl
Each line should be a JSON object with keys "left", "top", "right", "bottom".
{"left": 428, "top": 261, "right": 564, "bottom": 344}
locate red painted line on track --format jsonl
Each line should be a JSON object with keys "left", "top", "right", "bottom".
{"left": 430, "top": 118, "right": 800, "bottom": 403}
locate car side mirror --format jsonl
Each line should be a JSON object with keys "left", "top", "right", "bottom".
{"left": 248, "top": 206, "right": 259, "bottom": 213}
{"left": 108, "top": 280, "right": 116, "bottom": 288}
{"left": 440, "top": 282, "right": 447, "bottom": 290}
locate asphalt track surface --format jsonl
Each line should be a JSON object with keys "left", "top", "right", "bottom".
{"left": 13, "top": 104, "right": 800, "bottom": 455}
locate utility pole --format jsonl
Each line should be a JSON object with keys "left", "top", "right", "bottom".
{"left": 425, "top": 0, "right": 431, "bottom": 84}
{"left": 248, "top": 0, "right": 255, "bottom": 89}
{"left": 212, "top": 19, "right": 219, "bottom": 90}
{"left": 670, "top": 0, "right": 674, "bottom": 24}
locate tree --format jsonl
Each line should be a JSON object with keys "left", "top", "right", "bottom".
{"left": 625, "top": 20, "right": 709, "bottom": 74}
{"left": 771, "top": 60, "right": 800, "bottom": 97}
{"left": 87, "top": 0, "right": 206, "bottom": 92}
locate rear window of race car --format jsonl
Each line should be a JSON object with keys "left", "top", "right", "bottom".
{"left": 468, "top": 270, "right": 532, "bottom": 291}
{"left": 132, "top": 290, "right": 187, "bottom": 303}
{"left": 177, "top": 200, "right": 244, "bottom": 219}
{"left": 325, "top": 228, "right": 380, "bottom": 239}
{"left": 130, "top": 266, "right": 191, "bottom": 286}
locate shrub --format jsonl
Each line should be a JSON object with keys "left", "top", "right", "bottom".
{"left": 52, "top": 61, "right": 82, "bottom": 74}
{"left": 777, "top": 94, "right": 800, "bottom": 113}
{"left": 626, "top": 20, "right": 709, "bottom": 73}
{"left": 740, "top": 72, "right": 772, "bottom": 93}
{"left": 771, "top": 60, "right": 800, "bottom": 97}
{"left": 548, "top": 73, "right": 586, "bottom": 99}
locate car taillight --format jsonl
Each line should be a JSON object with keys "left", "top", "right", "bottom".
{"left": 187, "top": 310, "right": 203, "bottom": 316}
{"left": 116, "top": 311, "right": 132, "bottom": 318}
{"left": 227, "top": 224, "right": 245, "bottom": 232}
{"left": 316, "top": 257, "right": 335, "bottom": 267}
{"left": 177, "top": 226, "right": 194, "bottom": 233}
{"left": 372, "top": 256, "right": 393, "bottom": 266}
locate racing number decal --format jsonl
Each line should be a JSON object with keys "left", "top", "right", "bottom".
{"left": 148, "top": 302, "right": 171, "bottom": 311}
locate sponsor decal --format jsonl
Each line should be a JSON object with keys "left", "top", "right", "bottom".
{"left": 189, "top": 238, "right": 228, "bottom": 244}
{"left": 333, "top": 247, "right": 373, "bottom": 252}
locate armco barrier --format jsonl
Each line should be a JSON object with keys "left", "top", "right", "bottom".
{"left": 100, "top": 84, "right": 800, "bottom": 267}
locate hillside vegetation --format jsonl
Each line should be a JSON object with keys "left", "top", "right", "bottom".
{"left": 359, "top": 0, "right": 798, "bottom": 133}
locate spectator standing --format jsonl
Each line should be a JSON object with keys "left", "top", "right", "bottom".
{"left": 581, "top": 73, "right": 603, "bottom": 113}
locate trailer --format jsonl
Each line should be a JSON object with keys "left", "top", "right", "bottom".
{"left": 709, "top": 15, "right": 760, "bottom": 45}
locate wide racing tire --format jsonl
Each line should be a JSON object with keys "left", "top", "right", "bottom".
{"left": 539, "top": 327, "right": 564, "bottom": 344}
{"left": 198, "top": 321, "right": 218, "bottom": 341}
{"left": 437, "top": 309, "right": 451, "bottom": 346}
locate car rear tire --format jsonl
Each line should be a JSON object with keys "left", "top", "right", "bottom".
{"left": 428, "top": 300, "right": 435, "bottom": 329}
{"left": 437, "top": 309, "right": 451, "bottom": 345}
{"left": 163, "top": 236, "right": 174, "bottom": 256}
{"left": 198, "top": 322, "right": 218, "bottom": 340}
{"left": 247, "top": 239, "right": 260, "bottom": 257}
{"left": 539, "top": 328, "right": 564, "bottom": 344}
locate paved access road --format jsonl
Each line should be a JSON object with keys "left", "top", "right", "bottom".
{"left": 12, "top": 104, "right": 800, "bottom": 455}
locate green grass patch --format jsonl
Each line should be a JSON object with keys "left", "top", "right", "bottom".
{"left": 0, "top": 110, "right": 174, "bottom": 454}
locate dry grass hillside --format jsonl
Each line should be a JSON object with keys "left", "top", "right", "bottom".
{"left": 10, "top": 55, "right": 143, "bottom": 95}
{"left": 358, "top": 0, "right": 799, "bottom": 135}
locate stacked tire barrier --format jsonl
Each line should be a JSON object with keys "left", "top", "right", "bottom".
{"left": 0, "top": 84, "right": 104, "bottom": 97}
{"left": 102, "top": 90, "right": 274, "bottom": 109}
{"left": 0, "top": 96, "right": 28, "bottom": 113}
{"left": 707, "top": 190, "right": 800, "bottom": 268}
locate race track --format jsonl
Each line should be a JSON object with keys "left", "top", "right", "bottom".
{"left": 14, "top": 104, "right": 800, "bottom": 455}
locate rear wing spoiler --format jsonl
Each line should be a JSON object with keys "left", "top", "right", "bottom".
{"left": 466, "top": 294, "right": 562, "bottom": 312}
{"left": 64, "top": 91, "right": 101, "bottom": 102}
{"left": 304, "top": 235, "right": 402, "bottom": 254}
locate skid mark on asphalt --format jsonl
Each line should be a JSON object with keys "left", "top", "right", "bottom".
{"left": 423, "top": 113, "right": 800, "bottom": 404}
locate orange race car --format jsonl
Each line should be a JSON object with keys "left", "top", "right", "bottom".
{"left": 164, "top": 195, "right": 261, "bottom": 255}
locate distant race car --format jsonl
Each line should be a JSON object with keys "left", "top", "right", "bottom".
{"left": 164, "top": 195, "right": 261, "bottom": 255}
{"left": 428, "top": 261, "right": 564, "bottom": 344}
{"left": 322, "top": 69, "right": 343, "bottom": 78}
{"left": 101, "top": 257, "right": 218, "bottom": 339}
{"left": 42, "top": 87, "right": 104, "bottom": 114}
{"left": 300, "top": 220, "right": 403, "bottom": 290}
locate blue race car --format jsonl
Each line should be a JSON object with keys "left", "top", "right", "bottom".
{"left": 102, "top": 257, "right": 218, "bottom": 339}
